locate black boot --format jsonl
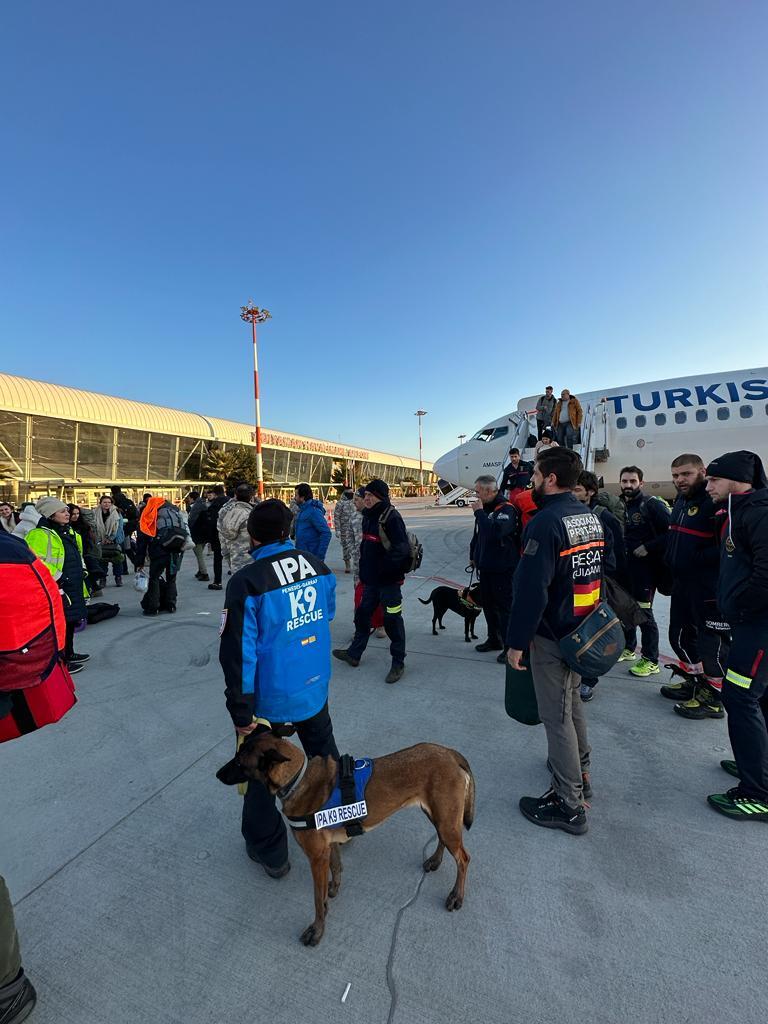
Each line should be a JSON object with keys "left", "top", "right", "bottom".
{"left": 0, "top": 969, "right": 37, "bottom": 1024}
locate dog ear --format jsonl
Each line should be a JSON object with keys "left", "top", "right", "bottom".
{"left": 216, "top": 758, "right": 248, "bottom": 785}
{"left": 257, "top": 749, "right": 291, "bottom": 773}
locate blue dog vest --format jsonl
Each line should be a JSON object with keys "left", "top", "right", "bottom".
{"left": 286, "top": 756, "right": 374, "bottom": 832}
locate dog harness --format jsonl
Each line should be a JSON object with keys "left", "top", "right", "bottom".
{"left": 284, "top": 755, "right": 374, "bottom": 837}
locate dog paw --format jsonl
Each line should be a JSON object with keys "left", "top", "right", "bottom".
{"left": 328, "top": 881, "right": 340, "bottom": 899}
{"left": 445, "top": 891, "right": 463, "bottom": 911}
{"left": 423, "top": 855, "right": 441, "bottom": 873}
{"left": 300, "top": 924, "right": 323, "bottom": 946}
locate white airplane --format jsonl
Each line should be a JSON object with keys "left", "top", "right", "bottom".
{"left": 433, "top": 368, "right": 768, "bottom": 499}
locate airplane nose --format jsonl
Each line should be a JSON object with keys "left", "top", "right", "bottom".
{"left": 433, "top": 448, "right": 460, "bottom": 483}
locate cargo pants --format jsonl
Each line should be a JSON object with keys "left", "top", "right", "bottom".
{"left": 530, "top": 635, "right": 591, "bottom": 809}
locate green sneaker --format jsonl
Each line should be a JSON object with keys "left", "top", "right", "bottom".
{"left": 629, "top": 657, "right": 660, "bottom": 677}
{"left": 720, "top": 759, "right": 740, "bottom": 779}
{"left": 617, "top": 648, "right": 638, "bottom": 662}
{"left": 660, "top": 665, "right": 697, "bottom": 701}
{"left": 707, "top": 788, "right": 768, "bottom": 821}
{"left": 673, "top": 683, "right": 724, "bottom": 719}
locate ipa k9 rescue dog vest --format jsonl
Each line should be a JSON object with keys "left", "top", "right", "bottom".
{"left": 285, "top": 755, "right": 374, "bottom": 836}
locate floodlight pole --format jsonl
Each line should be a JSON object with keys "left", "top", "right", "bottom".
{"left": 415, "top": 410, "right": 427, "bottom": 495}
{"left": 240, "top": 302, "right": 272, "bottom": 500}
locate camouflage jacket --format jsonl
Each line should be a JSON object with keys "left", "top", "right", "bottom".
{"left": 217, "top": 500, "right": 253, "bottom": 572}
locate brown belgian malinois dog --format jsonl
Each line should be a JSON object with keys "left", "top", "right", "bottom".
{"left": 217, "top": 734, "right": 475, "bottom": 946}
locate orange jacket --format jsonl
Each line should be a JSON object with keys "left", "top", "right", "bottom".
{"left": 552, "top": 396, "right": 583, "bottom": 429}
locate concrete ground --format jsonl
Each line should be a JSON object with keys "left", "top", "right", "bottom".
{"left": 3, "top": 504, "right": 767, "bottom": 1024}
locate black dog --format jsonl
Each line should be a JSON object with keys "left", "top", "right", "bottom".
{"left": 418, "top": 585, "right": 483, "bottom": 642}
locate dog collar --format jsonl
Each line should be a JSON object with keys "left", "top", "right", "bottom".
{"left": 276, "top": 755, "right": 308, "bottom": 802}
{"left": 459, "top": 595, "right": 478, "bottom": 610}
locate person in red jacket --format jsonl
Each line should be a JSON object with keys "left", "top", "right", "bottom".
{"left": 0, "top": 529, "right": 77, "bottom": 1023}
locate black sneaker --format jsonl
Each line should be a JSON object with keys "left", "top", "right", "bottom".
{"left": 475, "top": 641, "right": 503, "bottom": 653}
{"left": 246, "top": 845, "right": 291, "bottom": 878}
{"left": 69, "top": 652, "right": 90, "bottom": 663}
{"left": 660, "top": 664, "right": 697, "bottom": 701}
{"left": 496, "top": 651, "right": 507, "bottom": 664}
{"left": 160, "top": 605, "right": 177, "bottom": 614}
{"left": 67, "top": 661, "right": 84, "bottom": 675}
{"left": 142, "top": 609, "right": 159, "bottom": 617}
{"left": 208, "top": 583, "right": 223, "bottom": 591}
{"left": 519, "top": 789, "right": 588, "bottom": 834}
{"left": 0, "top": 968, "right": 37, "bottom": 1024}
{"left": 114, "top": 577, "right": 123, "bottom": 587}
{"left": 332, "top": 649, "right": 360, "bottom": 667}
{"left": 707, "top": 787, "right": 768, "bottom": 822}
{"left": 673, "top": 683, "right": 724, "bottom": 720}
{"left": 385, "top": 663, "right": 405, "bottom": 684}
{"left": 195, "top": 572, "right": 210, "bottom": 582}
{"left": 720, "top": 759, "right": 740, "bottom": 779}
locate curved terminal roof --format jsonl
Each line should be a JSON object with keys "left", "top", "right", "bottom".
{"left": 0, "top": 373, "right": 423, "bottom": 470}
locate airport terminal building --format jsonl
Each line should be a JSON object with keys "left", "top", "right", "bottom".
{"left": 0, "top": 373, "right": 433, "bottom": 505}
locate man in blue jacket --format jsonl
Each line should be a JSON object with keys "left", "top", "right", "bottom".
{"left": 218, "top": 499, "right": 338, "bottom": 876}
{"left": 506, "top": 447, "right": 605, "bottom": 835}
{"left": 293, "top": 484, "right": 332, "bottom": 560}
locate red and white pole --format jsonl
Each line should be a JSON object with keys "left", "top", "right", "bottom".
{"left": 251, "top": 319, "right": 264, "bottom": 501}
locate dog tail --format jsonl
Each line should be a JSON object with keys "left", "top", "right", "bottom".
{"left": 417, "top": 596, "right": 432, "bottom": 605}
{"left": 451, "top": 750, "right": 475, "bottom": 830}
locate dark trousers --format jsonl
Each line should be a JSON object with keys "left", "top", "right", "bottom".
{"left": 211, "top": 536, "right": 223, "bottom": 585}
{"left": 145, "top": 554, "right": 180, "bottom": 612}
{"left": 555, "top": 423, "right": 578, "bottom": 449}
{"left": 0, "top": 875, "right": 21, "bottom": 988}
{"left": 624, "top": 557, "right": 659, "bottom": 661}
{"left": 64, "top": 620, "right": 76, "bottom": 662}
{"left": 722, "top": 623, "right": 768, "bottom": 801}
{"left": 479, "top": 570, "right": 513, "bottom": 646}
{"left": 536, "top": 420, "right": 548, "bottom": 440}
{"left": 348, "top": 582, "right": 406, "bottom": 664}
{"left": 241, "top": 704, "right": 339, "bottom": 868}
{"left": 668, "top": 578, "right": 729, "bottom": 682}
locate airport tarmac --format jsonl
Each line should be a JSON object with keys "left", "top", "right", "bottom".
{"left": 3, "top": 504, "right": 766, "bottom": 1024}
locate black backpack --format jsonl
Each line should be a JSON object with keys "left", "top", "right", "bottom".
{"left": 378, "top": 506, "right": 423, "bottom": 573}
{"left": 155, "top": 506, "right": 188, "bottom": 553}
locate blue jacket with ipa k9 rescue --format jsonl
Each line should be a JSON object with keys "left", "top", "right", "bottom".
{"left": 219, "top": 540, "right": 336, "bottom": 727}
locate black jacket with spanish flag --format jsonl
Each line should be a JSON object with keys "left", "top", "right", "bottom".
{"left": 506, "top": 491, "right": 605, "bottom": 651}
{"left": 664, "top": 481, "right": 723, "bottom": 581}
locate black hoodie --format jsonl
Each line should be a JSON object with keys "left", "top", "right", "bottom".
{"left": 717, "top": 489, "right": 768, "bottom": 625}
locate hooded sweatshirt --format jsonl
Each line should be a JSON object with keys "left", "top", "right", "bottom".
{"left": 716, "top": 489, "right": 768, "bottom": 625}
{"left": 294, "top": 499, "right": 332, "bottom": 560}
{"left": 13, "top": 506, "right": 41, "bottom": 539}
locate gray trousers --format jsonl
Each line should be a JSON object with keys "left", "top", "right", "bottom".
{"left": 530, "top": 635, "right": 591, "bottom": 808}
{"left": 0, "top": 875, "right": 20, "bottom": 987}
{"left": 193, "top": 542, "right": 208, "bottom": 575}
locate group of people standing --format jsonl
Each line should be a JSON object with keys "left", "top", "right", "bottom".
{"left": 468, "top": 445, "right": 768, "bottom": 833}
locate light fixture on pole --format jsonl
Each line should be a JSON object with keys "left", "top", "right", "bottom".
{"left": 458, "top": 433, "right": 466, "bottom": 445}
{"left": 240, "top": 301, "right": 272, "bottom": 500}
{"left": 414, "top": 410, "right": 427, "bottom": 495}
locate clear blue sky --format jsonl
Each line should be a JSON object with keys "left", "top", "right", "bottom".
{"left": 1, "top": 2, "right": 766, "bottom": 462}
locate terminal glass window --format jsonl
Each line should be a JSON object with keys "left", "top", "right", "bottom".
{"left": 176, "top": 437, "right": 204, "bottom": 481}
{"left": 654, "top": 414, "right": 666, "bottom": 426}
{"left": 78, "top": 423, "right": 114, "bottom": 479}
{"left": 616, "top": 417, "right": 627, "bottom": 429}
{"left": 695, "top": 410, "right": 708, "bottom": 422}
{"left": 31, "top": 415, "right": 76, "bottom": 479}
{"left": 147, "top": 433, "right": 175, "bottom": 480}
{"left": 635, "top": 415, "right": 647, "bottom": 428}
{"left": 116, "top": 428, "right": 150, "bottom": 479}
{"left": 674, "top": 412, "right": 687, "bottom": 424}
{"left": 717, "top": 407, "right": 730, "bottom": 421}
{"left": 740, "top": 405, "right": 753, "bottom": 419}
{"left": 0, "top": 411, "right": 26, "bottom": 472}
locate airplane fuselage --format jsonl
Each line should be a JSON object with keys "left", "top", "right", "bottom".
{"left": 434, "top": 368, "right": 768, "bottom": 499}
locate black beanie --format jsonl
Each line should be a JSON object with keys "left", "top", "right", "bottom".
{"left": 364, "top": 479, "right": 389, "bottom": 502}
{"left": 247, "top": 499, "right": 292, "bottom": 544}
{"left": 355, "top": 486, "right": 366, "bottom": 498}
{"left": 706, "top": 450, "right": 768, "bottom": 489}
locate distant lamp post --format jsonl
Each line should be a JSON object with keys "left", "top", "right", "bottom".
{"left": 414, "top": 410, "right": 428, "bottom": 495}
{"left": 458, "top": 433, "right": 466, "bottom": 445}
{"left": 240, "top": 301, "right": 272, "bottom": 500}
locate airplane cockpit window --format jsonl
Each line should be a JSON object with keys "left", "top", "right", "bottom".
{"left": 695, "top": 409, "right": 708, "bottom": 422}
{"left": 655, "top": 413, "right": 666, "bottom": 426}
{"left": 635, "top": 415, "right": 647, "bottom": 428}
{"left": 471, "top": 428, "right": 495, "bottom": 443}
{"left": 616, "top": 417, "right": 627, "bottom": 429}
{"left": 740, "top": 405, "right": 753, "bottom": 418}
{"left": 675, "top": 411, "right": 687, "bottom": 424}
{"left": 717, "top": 407, "right": 730, "bottom": 421}
{"left": 492, "top": 426, "right": 509, "bottom": 439}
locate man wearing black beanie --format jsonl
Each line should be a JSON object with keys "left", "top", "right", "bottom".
{"left": 333, "top": 479, "right": 411, "bottom": 683}
{"left": 704, "top": 451, "right": 768, "bottom": 821}
{"left": 218, "top": 499, "right": 340, "bottom": 873}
